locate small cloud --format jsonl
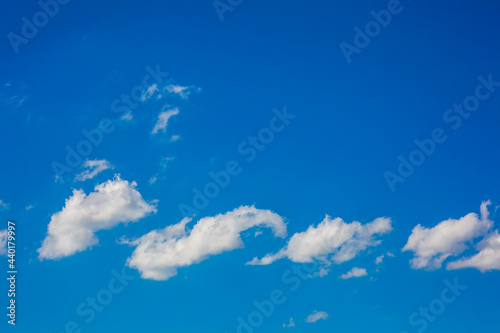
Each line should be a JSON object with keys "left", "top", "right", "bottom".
{"left": 121, "top": 110, "right": 133, "bottom": 121}
{"left": 164, "top": 84, "right": 200, "bottom": 99}
{"left": 160, "top": 157, "right": 174, "bottom": 168}
{"left": 283, "top": 318, "right": 295, "bottom": 328}
{"left": 149, "top": 157, "right": 174, "bottom": 185}
{"left": 170, "top": 135, "right": 181, "bottom": 142}
{"left": 305, "top": 311, "right": 329, "bottom": 323}
{"left": 26, "top": 205, "right": 33, "bottom": 211}
{"left": 375, "top": 255, "right": 384, "bottom": 265}
{"left": 317, "top": 267, "right": 330, "bottom": 277}
{"left": 152, "top": 107, "right": 179, "bottom": 135}
{"left": 141, "top": 83, "right": 159, "bottom": 101}
{"left": 340, "top": 267, "right": 368, "bottom": 280}
{"left": 75, "top": 159, "right": 113, "bottom": 182}
{"left": 309, "top": 265, "right": 331, "bottom": 278}
{"left": 255, "top": 230, "right": 263, "bottom": 237}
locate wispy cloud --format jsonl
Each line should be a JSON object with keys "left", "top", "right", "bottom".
{"left": 75, "top": 159, "right": 113, "bottom": 182}
{"left": 141, "top": 83, "right": 159, "bottom": 101}
{"left": 121, "top": 110, "right": 133, "bottom": 121}
{"left": 149, "top": 157, "right": 174, "bottom": 185}
{"left": 375, "top": 251, "right": 394, "bottom": 265}
{"left": 1, "top": 81, "right": 27, "bottom": 108}
{"left": 164, "top": 84, "right": 199, "bottom": 99}
{"left": 305, "top": 311, "right": 328, "bottom": 323}
{"left": 152, "top": 107, "right": 179, "bottom": 135}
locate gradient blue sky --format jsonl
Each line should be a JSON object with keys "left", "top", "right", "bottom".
{"left": 1, "top": 1, "right": 500, "bottom": 332}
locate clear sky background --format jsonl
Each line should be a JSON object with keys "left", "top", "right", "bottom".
{"left": 1, "top": 1, "right": 500, "bottom": 332}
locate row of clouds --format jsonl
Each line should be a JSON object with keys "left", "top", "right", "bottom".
{"left": 2, "top": 176, "right": 499, "bottom": 280}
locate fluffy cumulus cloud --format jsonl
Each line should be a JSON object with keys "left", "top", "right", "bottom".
{"left": 75, "top": 159, "right": 112, "bottom": 182}
{"left": 447, "top": 230, "right": 500, "bottom": 271}
{"left": 340, "top": 267, "right": 368, "bottom": 279}
{"left": 305, "top": 311, "right": 329, "bottom": 323}
{"left": 403, "top": 201, "right": 493, "bottom": 270}
{"left": 125, "top": 206, "right": 287, "bottom": 281}
{"left": 0, "top": 229, "right": 7, "bottom": 255}
{"left": 152, "top": 107, "right": 179, "bottom": 134}
{"left": 246, "top": 215, "right": 392, "bottom": 266}
{"left": 38, "top": 176, "right": 156, "bottom": 260}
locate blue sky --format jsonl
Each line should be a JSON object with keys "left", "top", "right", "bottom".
{"left": 1, "top": 0, "right": 500, "bottom": 332}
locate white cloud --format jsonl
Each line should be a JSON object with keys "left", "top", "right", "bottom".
{"left": 164, "top": 84, "right": 200, "bottom": 99}
{"left": 38, "top": 175, "right": 156, "bottom": 260}
{"left": 403, "top": 201, "right": 493, "bottom": 270}
{"left": 149, "top": 157, "right": 174, "bottom": 185}
{"left": 247, "top": 215, "right": 392, "bottom": 266}
{"left": 283, "top": 318, "right": 295, "bottom": 328}
{"left": 121, "top": 110, "right": 133, "bottom": 121}
{"left": 164, "top": 84, "right": 188, "bottom": 97}
{"left": 75, "top": 159, "right": 112, "bottom": 182}
{"left": 152, "top": 107, "right": 179, "bottom": 135}
{"left": 311, "top": 267, "right": 330, "bottom": 278}
{"left": 170, "top": 135, "right": 181, "bottom": 142}
{"left": 340, "top": 267, "right": 368, "bottom": 279}
{"left": 141, "top": 83, "right": 159, "bottom": 101}
{"left": 125, "top": 206, "right": 287, "bottom": 281}
{"left": 375, "top": 251, "right": 394, "bottom": 265}
{"left": 447, "top": 230, "right": 500, "bottom": 272}
{"left": 26, "top": 204, "right": 33, "bottom": 211}
{"left": 305, "top": 311, "right": 328, "bottom": 323}
{"left": 0, "top": 230, "right": 7, "bottom": 255}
